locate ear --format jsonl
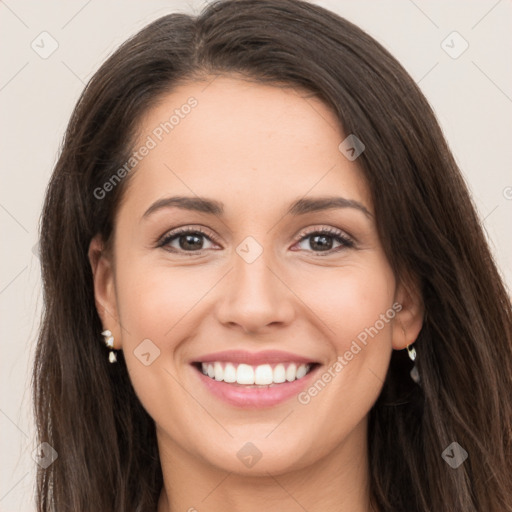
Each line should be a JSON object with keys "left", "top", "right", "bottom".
{"left": 391, "top": 273, "right": 424, "bottom": 351}
{"left": 88, "top": 234, "right": 122, "bottom": 349}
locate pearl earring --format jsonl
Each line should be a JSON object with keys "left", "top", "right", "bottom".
{"left": 101, "top": 330, "right": 117, "bottom": 363}
{"left": 407, "top": 344, "right": 420, "bottom": 384}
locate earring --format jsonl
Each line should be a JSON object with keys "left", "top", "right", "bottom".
{"left": 101, "top": 329, "right": 117, "bottom": 363}
{"left": 406, "top": 344, "right": 420, "bottom": 384}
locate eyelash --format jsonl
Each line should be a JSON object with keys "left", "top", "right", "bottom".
{"left": 156, "top": 225, "right": 354, "bottom": 256}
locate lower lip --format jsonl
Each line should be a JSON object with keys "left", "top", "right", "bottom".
{"left": 193, "top": 364, "right": 320, "bottom": 408}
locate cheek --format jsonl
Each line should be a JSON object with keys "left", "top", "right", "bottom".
{"left": 293, "top": 261, "right": 395, "bottom": 350}
{"left": 112, "top": 260, "right": 204, "bottom": 421}
{"left": 115, "top": 258, "right": 216, "bottom": 338}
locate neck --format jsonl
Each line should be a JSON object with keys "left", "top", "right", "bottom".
{"left": 157, "top": 418, "right": 374, "bottom": 512}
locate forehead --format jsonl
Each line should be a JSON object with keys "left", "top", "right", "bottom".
{"left": 122, "top": 75, "right": 371, "bottom": 217}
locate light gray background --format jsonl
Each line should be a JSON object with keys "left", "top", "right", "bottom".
{"left": 1, "top": 1, "right": 511, "bottom": 510}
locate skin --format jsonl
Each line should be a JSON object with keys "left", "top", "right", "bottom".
{"left": 89, "top": 75, "right": 423, "bottom": 512}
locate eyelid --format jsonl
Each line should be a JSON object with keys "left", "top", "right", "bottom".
{"left": 156, "top": 225, "right": 220, "bottom": 248}
{"left": 294, "top": 225, "right": 355, "bottom": 245}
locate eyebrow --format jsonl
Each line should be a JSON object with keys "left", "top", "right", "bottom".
{"left": 142, "top": 195, "right": 372, "bottom": 219}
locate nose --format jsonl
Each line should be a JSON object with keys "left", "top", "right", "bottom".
{"left": 215, "top": 248, "right": 295, "bottom": 335}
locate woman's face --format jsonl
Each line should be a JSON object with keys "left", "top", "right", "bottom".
{"left": 91, "top": 75, "right": 422, "bottom": 476}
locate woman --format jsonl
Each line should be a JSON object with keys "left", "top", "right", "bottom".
{"left": 33, "top": 0, "right": 512, "bottom": 510}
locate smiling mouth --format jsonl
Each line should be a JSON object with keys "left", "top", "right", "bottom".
{"left": 192, "top": 361, "right": 320, "bottom": 387}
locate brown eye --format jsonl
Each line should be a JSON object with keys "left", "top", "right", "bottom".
{"left": 294, "top": 228, "right": 354, "bottom": 254}
{"left": 158, "top": 227, "right": 218, "bottom": 254}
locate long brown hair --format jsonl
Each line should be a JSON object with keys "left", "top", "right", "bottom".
{"left": 33, "top": 0, "right": 512, "bottom": 510}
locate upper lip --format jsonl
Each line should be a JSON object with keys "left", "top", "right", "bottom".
{"left": 192, "top": 350, "right": 319, "bottom": 366}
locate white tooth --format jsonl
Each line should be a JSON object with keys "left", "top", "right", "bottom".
{"left": 223, "top": 363, "right": 237, "bottom": 383}
{"left": 254, "top": 364, "right": 273, "bottom": 385}
{"left": 201, "top": 361, "right": 310, "bottom": 385}
{"left": 286, "top": 363, "right": 297, "bottom": 382}
{"left": 214, "top": 362, "right": 224, "bottom": 381}
{"left": 273, "top": 364, "right": 286, "bottom": 383}
{"left": 236, "top": 364, "right": 254, "bottom": 384}
{"left": 296, "top": 364, "right": 308, "bottom": 379}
